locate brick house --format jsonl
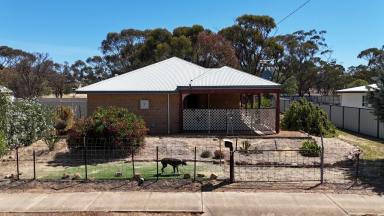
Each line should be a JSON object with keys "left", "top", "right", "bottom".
{"left": 77, "top": 57, "right": 281, "bottom": 135}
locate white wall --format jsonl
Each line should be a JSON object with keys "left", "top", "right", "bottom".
{"left": 339, "top": 92, "right": 366, "bottom": 108}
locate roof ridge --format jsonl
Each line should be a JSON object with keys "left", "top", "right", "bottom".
{"left": 78, "top": 57, "right": 205, "bottom": 90}
{"left": 216, "top": 66, "right": 280, "bottom": 85}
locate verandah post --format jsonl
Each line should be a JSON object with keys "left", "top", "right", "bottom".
{"left": 275, "top": 92, "right": 280, "bottom": 133}
{"left": 193, "top": 146, "right": 197, "bottom": 181}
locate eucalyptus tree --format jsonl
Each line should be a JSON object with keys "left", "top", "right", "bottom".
{"left": 219, "top": 15, "right": 277, "bottom": 76}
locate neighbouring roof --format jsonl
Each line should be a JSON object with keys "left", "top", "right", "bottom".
{"left": 336, "top": 84, "right": 378, "bottom": 93}
{"left": 77, "top": 57, "right": 280, "bottom": 93}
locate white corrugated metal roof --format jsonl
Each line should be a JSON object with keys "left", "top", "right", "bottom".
{"left": 336, "top": 84, "right": 377, "bottom": 93}
{"left": 77, "top": 57, "right": 280, "bottom": 93}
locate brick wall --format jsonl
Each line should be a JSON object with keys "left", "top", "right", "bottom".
{"left": 87, "top": 93, "right": 180, "bottom": 134}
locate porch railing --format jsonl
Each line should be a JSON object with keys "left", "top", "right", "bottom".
{"left": 183, "top": 108, "right": 275, "bottom": 134}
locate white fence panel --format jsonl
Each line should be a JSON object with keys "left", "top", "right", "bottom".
{"left": 330, "top": 106, "right": 343, "bottom": 128}
{"left": 343, "top": 107, "right": 359, "bottom": 132}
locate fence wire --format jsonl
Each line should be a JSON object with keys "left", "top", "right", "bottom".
{"left": 0, "top": 137, "right": 382, "bottom": 186}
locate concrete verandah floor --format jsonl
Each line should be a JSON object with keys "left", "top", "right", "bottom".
{"left": 0, "top": 191, "right": 383, "bottom": 216}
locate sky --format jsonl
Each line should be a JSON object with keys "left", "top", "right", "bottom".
{"left": 1, "top": 0, "right": 383, "bottom": 68}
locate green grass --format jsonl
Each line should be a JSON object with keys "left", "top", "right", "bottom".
{"left": 337, "top": 129, "right": 384, "bottom": 160}
{"left": 38, "top": 161, "right": 224, "bottom": 180}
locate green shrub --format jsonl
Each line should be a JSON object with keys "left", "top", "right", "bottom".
{"left": 213, "top": 150, "right": 225, "bottom": 159}
{"left": 0, "top": 131, "right": 7, "bottom": 157}
{"left": 42, "top": 129, "right": 60, "bottom": 151}
{"left": 299, "top": 140, "right": 321, "bottom": 157}
{"left": 282, "top": 99, "right": 336, "bottom": 136}
{"left": 0, "top": 94, "right": 55, "bottom": 149}
{"left": 68, "top": 107, "right": 147, "bottom": 150}
{"left": 54, "top": 106, "right": 74, "bottom": 134}
{"left": 200, "top": 150, "right": 212, "bottom": 158}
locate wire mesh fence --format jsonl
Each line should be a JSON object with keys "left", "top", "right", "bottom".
{"left": 0, "top": 136, "right": 383, "bottom": 187}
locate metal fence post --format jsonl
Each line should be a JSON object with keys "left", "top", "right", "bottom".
{"left": 33, "top": 150, "right": 36, "bottom": 180}
{"left": 156, "top": 146, "right": 159, "bottom": 181}
{"left": 193, "top": 146, "right": 197, "bottom": 181}
{"left": 358, "top": 108, "right": 361, "bottom": 133}
{"left": 320, "top": 136, "right": 324, "bottom": 184}
{"left": 329, "top": 105, "right": 332, "bottom": 121}
{"left": 342, "top": 106, "right": 345, "bottom": 129}
{"left": 355, "top": 153, "right": 360, "bottom": 183}
{"left": 83, "top": 136, "right": 88, "bottom": 181}
{"left": 16, "top": 147, "right": 19, "bottom": 180}
{"left": 131, "top": 141, "right": 135, "bottom": 177}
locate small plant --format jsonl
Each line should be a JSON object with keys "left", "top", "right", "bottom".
{"left": 54, "top": 106, "right": 74, "bottom": 134}
{"left": 299, "top": 140, "right": 321, "bottom": 157}
{"left": 213, "top": 150, "right": 225, "bottom": 159}
{"left": 42, "top": 130, "right": 60, "bottom": 151}
{"left": 200, "top": 150, "right": 212, "bottom": 158}
{"left": 239, "top": 140, "right": 251, "bottom": 154}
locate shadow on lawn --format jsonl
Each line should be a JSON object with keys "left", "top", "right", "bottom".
{"left": 47, "top": 146, "right": 133, "bottom": 167}
{"left": 355, "top": 159, "right": 384, "bottom": 194}
{"left": 332, "top": 158, "right": 384, "bottom": 194}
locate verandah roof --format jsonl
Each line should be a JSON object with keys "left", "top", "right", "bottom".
{"left": 77, "top": 57, "right": 280, "bottom": 93}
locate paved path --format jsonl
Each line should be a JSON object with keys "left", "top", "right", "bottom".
{"left": 0, "top": 192, "right": 383, "bottom": 215}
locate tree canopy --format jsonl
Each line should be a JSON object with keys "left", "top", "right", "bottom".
{"left": 0, "top": 14, "right": 382, "bottom": 98}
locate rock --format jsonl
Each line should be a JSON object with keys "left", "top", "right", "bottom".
{"left": 133, "top": 174, "right": 142, "bottom": 181}
{"left": 197, "top": 173, "right": 205, "bottom": 178}
{"left": 4, "top": 174, "right": 14, "bottom": 179}
{"left": 72, "top": 173, "right": 81, "bottom": 180}
{"left": 212, "top": 161, "right": 224, "bottom": 165}
{"left": 62, "top": 173, "right": 70, "bottom": 179}
{"left": 8, "top": 155, "right": 14, "bottom": 160}
{"left": 183, "top": 173, "right": 191, "bottom": 179}
{"left": 138, "top": 177, "right": 145, "bottom": 186}
{"left": 115, "top": 172, "right": 123, "bottom": 177}
{"left": 209, "top": 174, "right": 218, "bottom": 180}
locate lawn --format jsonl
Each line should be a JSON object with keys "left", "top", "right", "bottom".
{"left": 337, "top": 129, "right": 384, "bottom": 160}
{"left": 37, "top": 161, "right": 225, "bottom": 180}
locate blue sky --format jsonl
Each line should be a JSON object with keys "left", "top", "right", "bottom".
{"left": 1, "top": 0, "right": 383, "bottom": 68}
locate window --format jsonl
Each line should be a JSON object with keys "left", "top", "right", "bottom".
{"left": 362, "top": 96, "right": 368, "bottom": 107}
{"left": 140, "top": 99, "right": 149, "bottom": 109}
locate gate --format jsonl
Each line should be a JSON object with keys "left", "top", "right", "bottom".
{"left": 233, "top": 146, "right": 322, "bottom": 182}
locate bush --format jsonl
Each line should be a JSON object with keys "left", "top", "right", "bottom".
{"left": 42, "top": 129, "right": 60, "bottom": 151}
{"left": 0, "top": 95, "right": 55, "bottom": 149}
{"left": 213, "top": 150, "right": 225, "bottom": 159}
{"left": 54, "top": 106, "right": 74, "bottom": 134}
{"left": 0, "top": 131, "right": 7, "bottom": 157}
{"left": 68, "top": 107, "right": 147, "bottom": 150}
{"left": 299, "top": 140, "right": 321, "bottom": 157}
{"left": 282, "top": 99, "right": 336, "bottom": 136}
{"left": 200, "top": 150, "right": 212, "bottom": 158}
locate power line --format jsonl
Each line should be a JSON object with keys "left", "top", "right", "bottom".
{"left": 273, "top": 0, "right": 312, "bottom": 36}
